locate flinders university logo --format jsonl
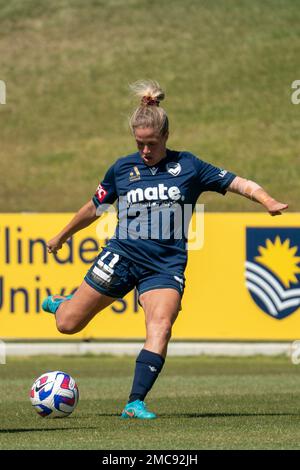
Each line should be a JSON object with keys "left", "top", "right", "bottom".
{"left": 245, "top": 228, "right": 300, "bottom": 320}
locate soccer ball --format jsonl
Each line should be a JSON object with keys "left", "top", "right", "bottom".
{"left": 30, "top": 371, "right": 79, "bottom": 418}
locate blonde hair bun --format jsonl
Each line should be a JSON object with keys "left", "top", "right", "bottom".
{"left": 129, "top": 79, "right": 169, "bottom": 135}
{"left": 129, "top": 80, "right": 165, "bottom": 104}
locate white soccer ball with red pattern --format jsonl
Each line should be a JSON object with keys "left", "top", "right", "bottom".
{"left": 30, "top": 371, "right": 79, "bottom": 418}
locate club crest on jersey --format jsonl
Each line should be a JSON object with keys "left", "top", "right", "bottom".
{"left": 95, "top": 184, "right": 107, "bottom": 203}
{"left": 129, "top": 166, "right": 141, "bottom": 182}
{"left": 166, "top": 162, "right": 181, "bottom": 176}
{"left": 245, "top": 228, "right": 300, "bottom": 320}
{"left": 149, "top": 166, "right": 158, "bottom": 176}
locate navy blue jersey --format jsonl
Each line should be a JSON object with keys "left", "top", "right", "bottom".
{"left": 92, "top": 149, "right": 236, "bottom": 275}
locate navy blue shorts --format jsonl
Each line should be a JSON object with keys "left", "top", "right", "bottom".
{"left": 84, "top": 248, "right": 185, "bottom": 299}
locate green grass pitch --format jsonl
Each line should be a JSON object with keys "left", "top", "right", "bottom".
{"left": 1, "top": 354, "right": 300, "bottom": 450}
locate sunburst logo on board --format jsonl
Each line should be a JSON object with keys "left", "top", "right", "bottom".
{"left": 245, "top": 229, "right": 300, "bottom": 320}
{"left": 255, "top": 237, "right": 300, "bottom": 288}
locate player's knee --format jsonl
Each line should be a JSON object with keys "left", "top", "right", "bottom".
{"left": 163, "top": 324, "right": 172, "bottom": 341}
{"left": 148, "top": 317, "right": 172, "bottom": 341}
{"left": 56, "top": 316, "right": 80, "bottom": 335}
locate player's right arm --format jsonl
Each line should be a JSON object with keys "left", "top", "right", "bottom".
{"left": 47, "top": 200, "right": 99, "bottom": 254}
{"left": 47, "top": 163, "right": 118, "bottom": 254}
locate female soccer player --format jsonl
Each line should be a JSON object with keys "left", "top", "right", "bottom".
{"left": 42, "top": 80, "right": 288, "bottom": 419}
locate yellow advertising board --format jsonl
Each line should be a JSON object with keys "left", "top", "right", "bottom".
{"left": 0, "top": 213, "right": 299, "bottom": 340}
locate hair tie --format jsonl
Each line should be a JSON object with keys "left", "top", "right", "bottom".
{"left": 141, "top": 96, "right": 160, "bottom": 106}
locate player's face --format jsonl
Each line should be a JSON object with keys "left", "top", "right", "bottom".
{"left": 134, "top": 127, "right": 168, "bottom": 166}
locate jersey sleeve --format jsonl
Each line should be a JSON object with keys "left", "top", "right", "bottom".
{"left": 92, "top": 163, "right": 118, "bottom": 209}
{"left": 192, "top": 156, "right": 236, "bottom": 195}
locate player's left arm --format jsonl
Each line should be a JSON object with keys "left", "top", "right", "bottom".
{"left": 227, "top": 176, "right": 289, "bottom": 216}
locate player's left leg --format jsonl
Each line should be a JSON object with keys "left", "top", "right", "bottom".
{"left": 121, "top": 288, "right": 181, "bottom": 419}
{"left": 141, "top": 288, "right": 181, "bottom": 357}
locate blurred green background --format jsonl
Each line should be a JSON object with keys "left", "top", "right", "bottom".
{"left": 0, "top": 0, "right": 299, "bottom": 212}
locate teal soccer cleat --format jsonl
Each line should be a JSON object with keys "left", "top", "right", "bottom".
{"left": 121, "top": 400, "right": 157, "bottom": 419}
{"left": 42, "top": 295, "right": 73, "bottom": 314}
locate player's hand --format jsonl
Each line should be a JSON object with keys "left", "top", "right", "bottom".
{"left": 47, "top": 235, "right": 65, "bottom": 254}
{"left": 264, "top": 199, "right": 289, "bottom": 216}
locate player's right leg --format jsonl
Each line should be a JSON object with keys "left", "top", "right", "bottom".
{"left": 42, "top": 248, "right": 136, "bottom": 334}
{"left": 50, "top": 280, "right": 116, "bottom": 334}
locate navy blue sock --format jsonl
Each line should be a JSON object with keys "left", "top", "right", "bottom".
{"left": 128, "top": 349, "right": 165, "bottom": 403}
